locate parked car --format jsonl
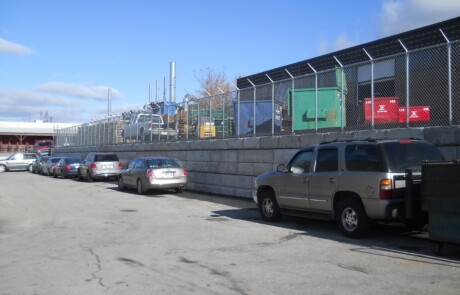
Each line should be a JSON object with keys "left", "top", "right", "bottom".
{"left": 42, "top": 157, "right": 64, "bottom": 176}
{"left": 78, "top": 152, "right": 122, "bottom": 182}
{"left": 118, "top": 157, "right": 187, "bottom": 194}
{"left": 31, "top": 155, "right": 50, "bottom": 173}
{"left": 53, "top": 157, "right": 82, "bottom": 178}
{"left": 0, "top": 152, "right": 37, "bottom": 172}
{"left": 33, "top": 140, "right": 54, "bottom": 156}
{"left": 253, "top": 139, "right": 445, "bottom": 238}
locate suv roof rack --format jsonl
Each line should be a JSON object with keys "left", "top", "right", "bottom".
{"left": 319, "top": 137, "right": 422, "bottom": 145}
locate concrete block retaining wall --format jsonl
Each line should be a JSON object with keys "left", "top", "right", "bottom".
{"left": 54, "top": 126, "right": 460, "bottom": 199}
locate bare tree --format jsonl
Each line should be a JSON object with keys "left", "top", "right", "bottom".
{"left": 194, "top": 68, "right": 232, "bottom": 109}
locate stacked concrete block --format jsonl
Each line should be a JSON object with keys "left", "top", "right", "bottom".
{"left": 54, "top": 126, "right": 460, "bottom": 199}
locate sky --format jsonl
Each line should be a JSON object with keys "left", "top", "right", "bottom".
{"left": 1, "top": 0, "right": 460, "bottom": 123}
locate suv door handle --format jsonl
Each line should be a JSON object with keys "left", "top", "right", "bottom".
{"left": 329, "top": 178, "right": 336, "bottom": 183}
{"left": 302, "top": 178, "right": 308, "bottom": 183}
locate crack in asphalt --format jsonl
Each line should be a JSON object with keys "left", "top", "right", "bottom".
{"left": 178, "top": 256, "right": 249, "bottom": 295}
{"left": 81, "top": 246, "right": 106, "bottom": 288}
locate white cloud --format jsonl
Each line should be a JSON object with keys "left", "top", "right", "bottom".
{"left": 333, "top": 34, "right": 358, "bottom": 51}
{"left": 317, "top": 36, "right": 329, "bottom": 55}
{"left": 0, "top": 87, "right": 87, "bottom": 122}
{"left": 316, "top": 34, "right": 358, "bottom": 55}
{"left": 380, "top": 0, "right": 460, "bottom": 36}
{"left": 35, "top": 82, "right": 123, "bottom": 101}
{"left": 0, "top": 38, "right": 34, "bottom": 55}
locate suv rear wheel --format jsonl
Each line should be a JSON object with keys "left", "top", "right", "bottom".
{"left": 259, "top": 190, "right": 281, "bottom": 222}
{"left": 337, "top": 199, "right": 370, "bottom": 238}
{"left": 86, "top": 171, "right": 94, "bottom": 182}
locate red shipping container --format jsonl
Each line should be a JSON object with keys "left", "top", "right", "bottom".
{"left": 398, "top": 106, "right": 430, "bottom": 122}
{"left": 364, "top": 97, "right": 400, "bottom": 124}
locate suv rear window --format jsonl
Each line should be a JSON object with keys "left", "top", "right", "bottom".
{"left": 345, "top": 144, "right": 383, "bottom": 172}
{"left": 94, "top": 154, "right": 119, "bottom": 162}
{"left": 382, "top": 141, "right": 444, "bottom": 172}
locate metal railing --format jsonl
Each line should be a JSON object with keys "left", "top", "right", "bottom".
{"left": 54, "top": 40, "right": 460, "bottom": 147}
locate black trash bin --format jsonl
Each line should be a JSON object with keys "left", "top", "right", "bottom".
{"left": 422, "top": 160, "right": 460, "bottom": 255}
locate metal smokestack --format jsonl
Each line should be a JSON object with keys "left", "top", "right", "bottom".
{"left": 108, "top": 88, "right": 112, "bottom": 116}
{"left": 156, "top": 80, "right": 159, "bottom": 102}
{"left": 170, "top": 61, "right": 176, "bottom": 102}
{"left": 149, "top": 84, "right": 152, "bottom": 103}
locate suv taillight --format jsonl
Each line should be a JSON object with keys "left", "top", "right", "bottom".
{"left": 118, "top": 163, "right": 123, "bottom": 168}
{"left": 147, "top": 169, "right": 154, "bottom": 178}
{"left": 183, "top": 169, "right": 187, "bottom": 176}
{"left": 148, "top": 122, "right": 152, "bottom": 129}
{"left": 379, "top": 179, "right": 393, "bottom": 199}
{"left": 65, "top": 165, "right": 71, "bottom": 170}
{"left": 90, "top": 163, "right": 97, "bottom": 169}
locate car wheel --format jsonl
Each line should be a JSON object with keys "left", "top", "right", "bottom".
{"left": 61, "top": 170, "right": 67, "bottom": 179}
{"left": 337, "top": 199, "right": 370, "bottom": 238}
{"left": 86, "top": 171, "right": 94, "bottom": 182}
{"left": 118, "top": 176, "right": 126, "bottom": 191}
{"left": 174, "top": 187, "right": 184, "bottom": 193}
{"left": 137, "top": 179, "right": 146, "bottom": 195}
{"left": 53, "top": 170, "right": 58, "bottom": 178}
{"left": 258, "top": 189, "right": 281, "bottom": 222}
{"left": 28, "top": 164, "right": 33, "bottom": 173}
{"left": 77, "top": 170, "right": 84, "bottom": 181}
{"left": 0, "top": 165, "right": 6, "bottom": 173}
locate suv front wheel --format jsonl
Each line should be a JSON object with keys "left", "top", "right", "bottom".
{"left": 337, "top": 199, "right": 370, "bottom": 238}
{"left": 259, "top": 190, "right": 281, "bottom": 222}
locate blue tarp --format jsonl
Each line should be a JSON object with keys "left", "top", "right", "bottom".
{"left": 233, "top": 100, "right": 281, "bottom": 134}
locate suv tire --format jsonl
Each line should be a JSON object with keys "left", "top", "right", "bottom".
{"left": 337, "top": 199, "right": 370, "bottom": 238}
{"left": 86, "top": 171, "right": 94, "bottom": 182}
{"left": 259, "top": 190, "right": 281, "bottom": 222}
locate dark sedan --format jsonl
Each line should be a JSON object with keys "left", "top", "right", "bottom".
{"left": 31, "top": 155, "right": 50, "bottom": 174}
{"left": 42, "top": 157, "right": 64, "bottom": 176}
{"left": 53, "top": 157, "right": 82, "bottom": 178}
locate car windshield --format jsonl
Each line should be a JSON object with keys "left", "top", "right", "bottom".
{"left": 94, "top": 154, "right": 119, "bottom": 162}
{"left": 37, "top": 142, "right": 53, "bottom": 147}
{"left": 146, "top": 158, "right": 180, "bottom": 169}
{"left": 138, "top": 115, "right": 162, "bottom": 124}
{"left": 383, "top": 141, "right": 445, "bottom": 172}
{"left": 5, "top": 154, "right": 17, "bottom": 160}
{"left": 51, "top": 158, "right": 62, "bottom": 163}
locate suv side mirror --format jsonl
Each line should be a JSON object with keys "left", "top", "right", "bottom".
{"left": 277, "top": 164, "right": 288, "bottom": 173}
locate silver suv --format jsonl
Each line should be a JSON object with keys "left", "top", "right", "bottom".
{"left": 0, "top": 152, "right": 37, "bottom": 172}
{"left": 78, "top": 152, "right": 122, "bottom": 181}
{"left": 253, "top": 139, "right": 445, "bottom": 238}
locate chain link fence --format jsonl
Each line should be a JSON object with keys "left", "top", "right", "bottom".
{"left": 55, "top": 41, "right": 460, "bottom": 147}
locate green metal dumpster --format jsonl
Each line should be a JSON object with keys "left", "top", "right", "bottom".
{"left": 422, "top": 160, "right": 460, "bottom": 255}
{"left": 288, "top": 87, "right": 345, "bottom": 131}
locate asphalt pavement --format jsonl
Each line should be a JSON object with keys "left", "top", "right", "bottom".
{"left": 1, "top": 171, "right": 459, "bottom": 295}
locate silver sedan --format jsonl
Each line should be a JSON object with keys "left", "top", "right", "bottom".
{"left": 118, "top": 157, "right": 187, "bottom": 194}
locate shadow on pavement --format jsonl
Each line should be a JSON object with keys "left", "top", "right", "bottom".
{"left": 173, "top": 190, "right": 460, "bottom": 263}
